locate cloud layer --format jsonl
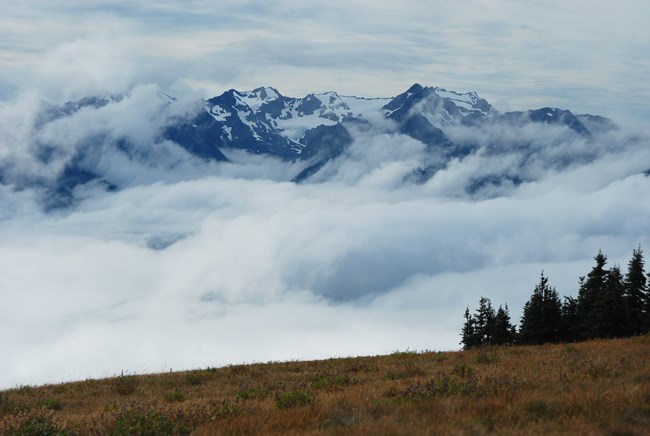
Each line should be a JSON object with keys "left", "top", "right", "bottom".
{"left": 1, "top": 1, "right": 650, "bottom": 388}
{"left": 1, "top": 79, "right": 649, "bottom": 388}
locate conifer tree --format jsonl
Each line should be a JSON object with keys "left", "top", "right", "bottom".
{"left": 591, "top": 265, "right": 626, "bottom": 338}
{"left": 577, "top": 251, "right": 608, "bottom": 339}
{"left": 474, "top": 297, "right": 496, "bottom": 345}
{"left": 560, "top": 295, "right": 579, "bottom": 342}
{"left": 460, "top": 297, "right": 499, "bottom": 348}
{"left": 460, "top": 307, "right": 480, "bottom": 349}
{"left": 646, "top": 271, "right": 650, "bottom": 332}
{"left": 492, "top": 304, "right": 516, "bottom": 345}
{"left": 624, "top": 246, "right": 647, "bottom": 335}
{"left": 519, "top": 272, "right": 563, "bottom": 344}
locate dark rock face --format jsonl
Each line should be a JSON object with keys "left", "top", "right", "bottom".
{"left": 292, "top": 124, "right": 353, "bottom": 183}
{"left": 163, "top": 111, "right": 229, "bottom": 162}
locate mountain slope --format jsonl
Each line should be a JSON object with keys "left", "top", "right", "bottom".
{"left": 0, "top": 83, "right": 620, "bottom": 208}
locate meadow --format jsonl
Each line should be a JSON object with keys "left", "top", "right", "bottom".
{"left": 1, "top": 335, "right": 649, "bottom": 435}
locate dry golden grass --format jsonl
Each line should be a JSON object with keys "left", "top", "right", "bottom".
{"left": 1, "top": 335, "right": 650, "bottom": 435}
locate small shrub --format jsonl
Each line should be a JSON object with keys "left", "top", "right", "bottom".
{"left": 479, "top": 415, "right": 497, "bottom": 432}
{"left": 9, "top": 411, "right": 69, "bottom": 436}
{"left": 369, "top": 398, "right": 398, "bottom": 418}
{"left": 237, "top": 387, "right": 270, "bottom": 400}
{"left": 309, "top": 373, "right": 353, "bottom": 391}
{"left": 212, "top": 400, "right": 242, "bottom": 419}
{"left": 525, "top": 400, "right": 557, "bottom": 420}
{"left": 184, "top": 372, "right": 208, "bottom": 386}
{"left": 476, "top": 350, "right": 498, "bottom": 364}
{"left": 344, "top": 360, "right": 371, "bottom": 373}
{"left": 226, "top": 365, "right": 250, "bottom": 376}
{"left": 163, "top": 390, "right": 186, "bottom": 403}
{"left": 0, "top": 392, "right": 10, "bottom": 416}
{"left": 38, "top": 397, "right": 63, "bottom": 411}
{"left": 587, "top": 364, "right": 614, "bottom": 379}
{"left": 452, "top": 364, "right": 476, "bottom": 379}
{"left": 387, "top": 371, "right": 408, "bottom": 380}
{"left": 323, "top": 399, "right": 355, "bottom": 427}
{"left": 0, "top": 395, "right": 30, "bottom": 416}
{"left": 387, "top": 362, "right": 426, "bottom": 380}
{"left": 400, "top": 365, "right": 497, "bottom": 400}
{"left": 275, "top": 391, "right": 314, "bottom": 409}
{"left": 16, "top": 386, "right": 34, "bottom": 396}
{"left": 563, "top": 345, "right": 580, "bottom": 355}
{"left": 402, "top": 373, "right": 459, "bottom": 399}
{"left": 113, "top": 376, "right": 139, "bottom": 396}
{"left": 287, "top": 364, "right": 304, "bottom": 373}
{"left": 391, "top": 349, "right": 418, "bottom": 358}
{"left": 109, "top": 409, "right": 186, "bottom": 436}
{"left": 430, "top": 352, "right": 448, "bottom": 363}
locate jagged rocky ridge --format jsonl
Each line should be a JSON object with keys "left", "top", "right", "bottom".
{"left": 0, "top": 83, "right": 622, "bottom": 208}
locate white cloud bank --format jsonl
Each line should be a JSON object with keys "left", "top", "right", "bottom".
{"left": 0, "top": 2, "right": 650, "bottom": 388}
{"left": 1, "top": 135, "right": 649, "bottom": 387}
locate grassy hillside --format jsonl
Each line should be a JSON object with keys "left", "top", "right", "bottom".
{"left": 1, "top": 335, "right": 649, "bottom": 435}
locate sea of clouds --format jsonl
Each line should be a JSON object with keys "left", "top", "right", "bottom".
{"left": 1, "top": 73, "right": 650, "bottom": 389}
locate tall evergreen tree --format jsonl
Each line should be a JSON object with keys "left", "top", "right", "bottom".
{"left": 645, "top": 271, "right": 650, "bottom": 332}
{"left": 474, "top": 297, "right": 496, "bottom": 345}
{"left": 460, "top": 307, "right": 480, "bottom": 349}
{"left": 624, "top": 246, "right": 647, "bottom": 335}
{"left": 591, "top": 265, "right": 626, "bottom": 338}
{"left": 492, "top": 304, "right": 516, "bottom": 345}
{"left": 460, "top": 297, "right": 500, "bottom": 348}
{"left": 560, "top": 295, "right": 580, "bottom": 342}
{"left": 519, "top": 272, "right": 563, "bottom": 344}
{"left": 577, "top": 251, "right": 608, "bottom": 339}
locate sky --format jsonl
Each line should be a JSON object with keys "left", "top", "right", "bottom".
{"left": 1, "top": 0, "right": 649, "bottom": 122}
{"left": 1, "top": 1, "right": 649, "bottom": 388}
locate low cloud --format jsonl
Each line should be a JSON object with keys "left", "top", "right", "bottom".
{"left": 1, "top": 22, "right": 650, "bottom": 387}
{"left": 1, "top": 134, "right": 649, "bottom": 387}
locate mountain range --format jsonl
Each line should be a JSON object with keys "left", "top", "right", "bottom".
{"left": 0, "top": 83, "right": 620, "bottom": 209}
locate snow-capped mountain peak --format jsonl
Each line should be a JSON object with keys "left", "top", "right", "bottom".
{"left": 383, "top": 84, "right": 496, "bottom": 127}
{"left": 15, "top": 83, "right": 619, "bottom": 209}
{"left": 238, "top": 86, "right": 282, "bottom": 111}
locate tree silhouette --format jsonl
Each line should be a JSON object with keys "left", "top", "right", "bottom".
{"left": 460, "top": 307, "right": 480, "bottom": 349}
{"left": 458, "top": 244, "right": 649, "bottom": 349}
{"left": 624, "top": 246, "right": 647, "bottom": 335}
{"left": 591, "top": 265, "right": 626, "bottom": 338}
{"left": 519, "top": 272, "right": 562, "bottom": 344}
{"left": 560, "top": 296, "right": 579, "bottom": 342}
{"left": 577, "top": 251, "right": 608, "bottom": 339}
{"left": 492, "top": 304, "right": 516, "bottom": 345}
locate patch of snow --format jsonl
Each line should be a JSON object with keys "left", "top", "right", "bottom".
{"left": 431, "top": 87, "right": 486, "bottom": 114}
{"left": 451, "top": 100, "right": 474, "bottom": 111}
{"left": 223, "top": 125, "right": 232, "bottom": 141}
{"left": 240, "top": 87, "right": 281, "bottom": 111}
{"left": 274, "top": 111, "right": 337, "bottom": 141}
{"left": 268, "top": 92, "right": 376, "bottom": 142}
{"left": 340, "top": 96, "right": 390, "bottom": 116}
{"left": 208, "top": 105, "right": 229, "bottom": 121}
